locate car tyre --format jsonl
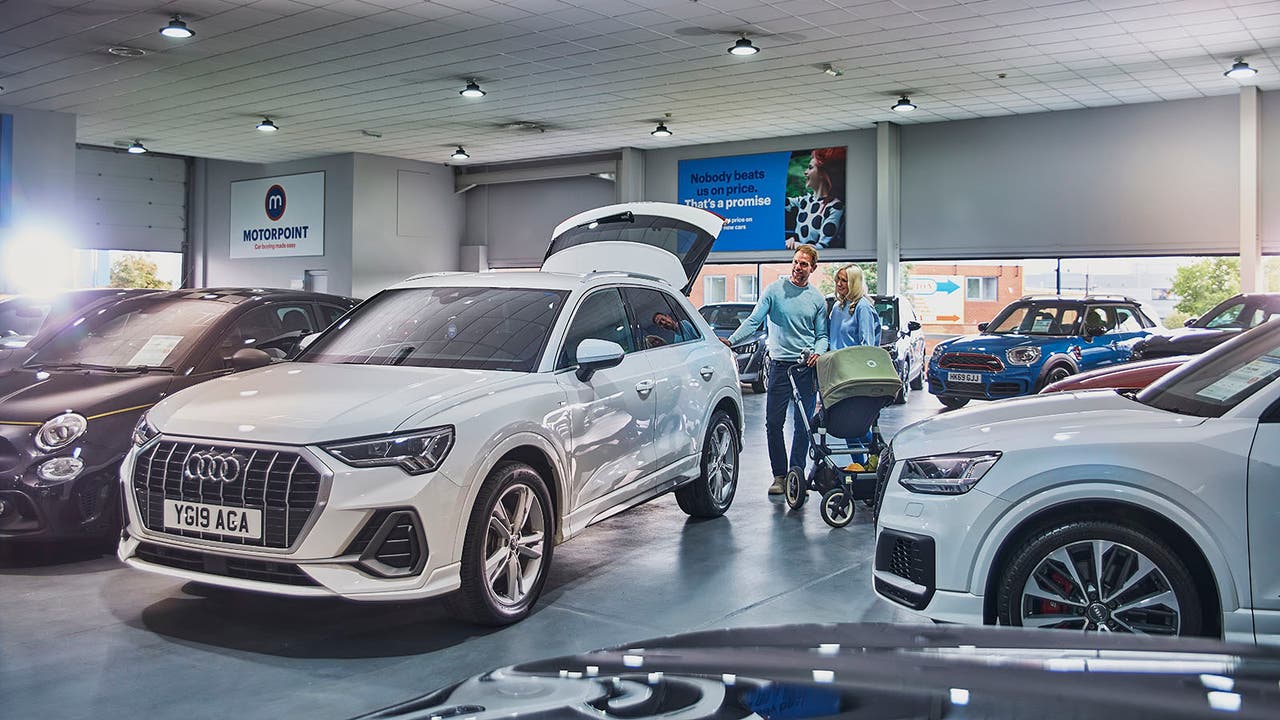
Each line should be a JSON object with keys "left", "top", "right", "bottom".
{"left": 938, "top": 395, "right": 969, "bottom": 410}
{"left": 995, "top": 519, "right": 1202, "bottom": 636}
{"left": 1040, "top": 364, "right": 1072, "bottom": 389}
{"left": 750, "top": 378, "right": 766, "bottom": 394}
{"left": 893, "top": 373, "right": 909, "bottom": 405}
{"left": 675, "top": 410, "right": 739, "bottom": 518}
{"left": 446, "top": 461, "right": 555, "bottom": 626}
{"left": 909, "top": 369, "right": 924, "bottom": 391}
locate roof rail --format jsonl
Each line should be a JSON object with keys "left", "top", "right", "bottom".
{"left": 580, "top": 269, "right": 671, "bottom": 286}
{"left": 404, "top": 271, "right": 470, "bottom": 281}
{"left": 1083, "top": 294, "right": 1138, "bottom": 303}
{"left": 1017, "top": 294, "right": 1068, "bottom": 301}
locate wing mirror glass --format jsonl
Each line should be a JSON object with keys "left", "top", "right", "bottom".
{"left": 299, "top": 332, "right": 320, "bottom": 350}
{"left": 907, "top": 320, "right": 921, "bottom": 332}
{"left": 229, "top": 348, "right": 272, "bottom": 371}
{"left": 977, "top": 322, "right": 989, "bottom": 333}
{"left": 1184, "top": 317, "right": 1198, "bottom": 328}
{"left": 575, "top": 338, "right": 625, "bottom": 382}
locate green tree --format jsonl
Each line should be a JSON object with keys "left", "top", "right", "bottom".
{"left": 1170, "top": 257, "right": 1239, "bottom": 316}
{"left": 109, "top": 254, "right": 172, "bottom": 290}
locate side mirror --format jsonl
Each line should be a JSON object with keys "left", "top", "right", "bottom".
{"left": 575, "top": 338, "right": 625, "bottom": 382}
{"left": 907, "top": 320, "right": 921, "bottom": 332}
{"left": 1184, "top": 317, "right": 1197, "bottom": 328}
{"left": 229, "top": 348, "right": 272, "bottom": 371}
{"left": 299, "top": 332, "right": 320, "bottom": 350}
{"left": 977, "top": 322, "right": 989, "bottom": 333}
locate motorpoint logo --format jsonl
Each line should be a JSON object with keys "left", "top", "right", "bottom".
{"left": 264, "top": 184, "right": 286, "bottom": 221}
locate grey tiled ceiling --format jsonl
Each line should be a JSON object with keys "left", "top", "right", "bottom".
{"left": 0, "top": 0, "right": 1274, "bottom": 164}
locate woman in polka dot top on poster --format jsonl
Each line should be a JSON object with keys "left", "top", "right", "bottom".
{"left": 785, "top": 146, "right": 846, "bottom": 250}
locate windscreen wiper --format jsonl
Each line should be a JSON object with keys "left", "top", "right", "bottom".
{"left": 24, "top": 362, "right": 173, "bottom": 374}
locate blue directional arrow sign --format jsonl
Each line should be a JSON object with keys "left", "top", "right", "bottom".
{"left": 936, "top": 279, "right": 960, "bottom": 294}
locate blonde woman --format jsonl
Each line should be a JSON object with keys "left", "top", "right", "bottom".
{"left": 829, "top": 264, "right": 881, "bottom": 350}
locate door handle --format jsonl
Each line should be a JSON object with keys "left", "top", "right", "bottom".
{"left": 699, "top": 366, "right": 715, "bottom": 381}
{"left": 635, "top": 379, "right": 654, "bottom": 397}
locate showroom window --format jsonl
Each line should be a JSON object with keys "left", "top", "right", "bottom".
{"left": 704, "top": 276, "right": 727, "bottom": 304}
{"left": 966, "top": 276, "right": 997, "bottom": 301}
{"left": 736, "top": 275, "right": 758, "bottom": 302}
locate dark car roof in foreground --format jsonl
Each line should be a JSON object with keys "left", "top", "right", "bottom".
{"left": 355, "top": 623, "right": 1280, "bottom": 720}
{"left": 133, "top": 287, "right": 356, "bottom": 304}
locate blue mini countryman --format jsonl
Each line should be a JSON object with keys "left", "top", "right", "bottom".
{"left": 927, "top": 295, "right": 1158, "bottom": 409}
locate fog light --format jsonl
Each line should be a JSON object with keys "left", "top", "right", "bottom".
{"left": 37, "top": 457, "right": 84, "bottom": 482}
{"left": 0, "top": 498, "right": 8, "bottom": 516}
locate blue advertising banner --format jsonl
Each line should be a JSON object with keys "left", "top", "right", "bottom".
{"left": 678, "top": 146, "right": 847, "bottom": 252}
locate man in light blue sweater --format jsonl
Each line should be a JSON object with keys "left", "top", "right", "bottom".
{"left": 723, "top": 245, "right": 829, "bottom": 495}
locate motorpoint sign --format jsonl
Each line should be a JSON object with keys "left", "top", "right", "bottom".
{"left": 230, "top": 172, "right": 324, "bottom": 258}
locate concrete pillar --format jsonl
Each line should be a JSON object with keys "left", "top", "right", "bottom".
{"left": 1240, "top": 86, "right": 1261, "bottom": 292}
{"left": 876, "top": 122, "right": 902, "bottom": 295}
{"left": 617, "top": 147, "right": 645, "bottom": 202}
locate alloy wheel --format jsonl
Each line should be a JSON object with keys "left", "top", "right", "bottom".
{"left": 483, "top": 483, "right": 547, "bottom": 607}
{"left": 1019, "top": 539, "right": 1181, "bottom": 635}
{"left": 705, "top": 421, "right": 737, "bottom": 506}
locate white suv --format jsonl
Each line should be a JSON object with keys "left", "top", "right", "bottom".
{"left": 118, "top": 203, "right": 743, "bottom": 625}
{"left": 874, "top": 319, "right": 1280, "bottom": 644}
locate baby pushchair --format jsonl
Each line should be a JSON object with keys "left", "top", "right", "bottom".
{"left": 783, "top": 346, "right": 900, "bottom": 528}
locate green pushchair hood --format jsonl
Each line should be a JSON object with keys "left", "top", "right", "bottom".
{"left": 817, "top": 346, "right": 901, "bottom": 406}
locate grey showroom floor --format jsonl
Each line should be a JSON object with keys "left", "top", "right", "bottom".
{"left": 0, "top": 387, "right": 944, "bottom": 720}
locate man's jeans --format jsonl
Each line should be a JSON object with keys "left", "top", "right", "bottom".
{"left": 765, "top": 359, "right": 817, "bottom": 478}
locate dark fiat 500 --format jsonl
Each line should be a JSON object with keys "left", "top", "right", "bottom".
{"left": 0, "top": 288, "right": 356, "bottom": 543}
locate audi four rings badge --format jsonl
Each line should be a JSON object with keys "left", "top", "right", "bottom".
{"left": 184, "top": 451, "right": 243, "bottom": 483}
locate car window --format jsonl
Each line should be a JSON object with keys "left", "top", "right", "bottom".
{"left": 558, "top": 288, "right": 635, "bottom": 368}
{"left": 0, "top": 298, "right": 51, "bottom": 340}
{"left": 660, "top": 294, "right": 701, "bottom": 343}
{"left": 1083, "top": 306, "right": 1114, "bottom": 335}
{"left": 1205, "top": 303, "right": 1245, "bottom": 329}
{"left": 220, "top": 304, "right": 316, "bottom": 359}
{"left": 319, "top": 303, "right": 348, "bottom": 327}
{"left": 1245, "top": 304, "right": 1275, "bottom": 329}
{"left": 874, "top": 299, "right": 897, "bottom": 330}
{"left": 1114, "top": 306, "right": 1142, "bottom": 333}
{"left": 627, "top": 287, "right": 698, "bottom": 350}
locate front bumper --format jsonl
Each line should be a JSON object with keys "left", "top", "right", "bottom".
{"left": 927, "top": 366, "right": 1036, "bottom": 400}
{"left": 0, "top": 458, "right": 122, "bottom": 541}
{"left": 118, "top": 434, "right": 467, "bottom": 601}
{"left": 872, "top": 466, "right": 1010, "bottom": 625}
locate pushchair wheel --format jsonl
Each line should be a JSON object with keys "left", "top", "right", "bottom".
{"left": 784, "top": 466, "right": 806, "bottom": 510}
{"left": 820, "top": 488, "right": 855, "bottom": 528}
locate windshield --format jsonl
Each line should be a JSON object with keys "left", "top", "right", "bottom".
{"left": 987, "top": 302, "right": 1081, "bottom": 336}
{"left": 1137, "top": 322, "right": 1280, "bottom": 417}
{"left": 699, "top": 304, "right": 753, "bottom": 330}
{"left": 301, "top": 286, "right": 568, "bottom": 372}
{"left": 25, "top": 297, "right": 232, "bottom": 370}
{"left": 1197, "top": 296, "right": 1280, "bottom": 331}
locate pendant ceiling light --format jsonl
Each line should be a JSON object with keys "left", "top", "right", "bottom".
{"left": 651, "top": 121, "right": 672, "bottom": 138}
{"left": 728, "top": 36, "right": 759, "bottom": 56}
{"left": 1224, "top": 57, "right": 1258, "bottom": 80}
{"left": 160, "top": 14, "right": 195, "bottom": 39}
{"left": 127, "top": 140, "right": 147, "bottom": 154}
{"left": 460, "top": 80, "right": 486, "bottom": 98}
{"left": 451, "top": 146, "right": 470, "bottom": 160}
{"left": 891, "top": 94, "right": 917, "bottom": 112}
{"left": 256, "top": 117, "right": 279, "bottom": 132}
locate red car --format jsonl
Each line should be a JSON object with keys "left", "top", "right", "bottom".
{"left": 1038, "top": 355, "right": 1188, "bottom": 394}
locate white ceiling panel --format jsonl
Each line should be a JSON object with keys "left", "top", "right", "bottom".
{"left": 0, "top": 0, "right": 1271, "bottom": 164}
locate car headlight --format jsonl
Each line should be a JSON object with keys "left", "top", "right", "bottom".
{"left": 1006, "top": 346, "right": 1041, "bottom": 366}
{"left": 322, "top": 426, "right": 454, "bottom": 475}
{"left": 37, "top": 456, "right": 84, "bottom": 483}
{"left": 733, "top": 341, "right": 758, "bottom": 354}
{"left": 898, "top": 452, "right": 1001, "bottom": 495}
{"left": 35, "top": 412, "right": 88, "bottom": 452}
{"left": 132, "top": 414, "right": 159, "bottom": 447}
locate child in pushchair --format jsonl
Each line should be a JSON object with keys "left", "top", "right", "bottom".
{"left": 781, "top": 345, "right": 900, "bottom": 527}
